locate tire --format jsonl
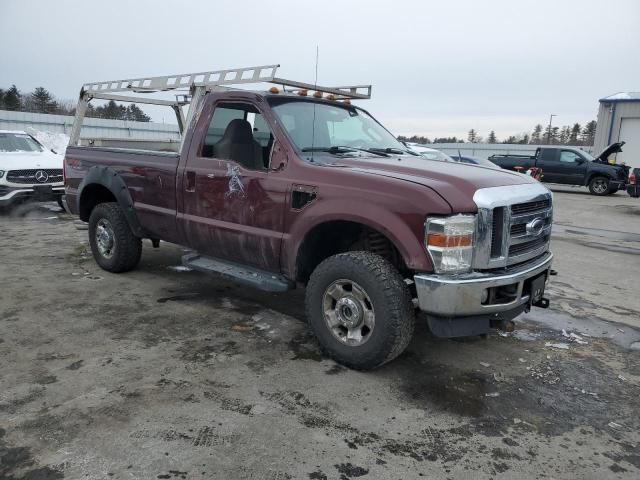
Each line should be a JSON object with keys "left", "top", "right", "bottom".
{"left": 88, "top": 202, "right": 142, "bottom": 273}
{"left": 305, "top": 251, "right": 414, "bottom": 370}
{"left": 588, "top": 176, "right": 610, "bottom": 196}
{"left": 57, "top": 196, "right": 65, "bottom": 210}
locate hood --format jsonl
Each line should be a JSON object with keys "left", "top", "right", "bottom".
{"left": 330, "top": 154, "right": 538, "bottom": 212}
{"left": 0, "top": 150, "right": 63, "bottom": 171}
{"left": 594, "top": 142, "right": 625, "bottom": 163}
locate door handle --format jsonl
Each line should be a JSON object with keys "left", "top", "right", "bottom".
{"left": 185, "top": 171, "right": 196, "bottom": 192}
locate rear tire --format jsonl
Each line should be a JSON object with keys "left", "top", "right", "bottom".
{"left": 88, "top": 202, "right": 142, "bottom": 273}
{"left": 588, "top": 176, "right": 610, "bottom": 196}
{"left": 305, "top": 251, "right": 414, "bottom": 370}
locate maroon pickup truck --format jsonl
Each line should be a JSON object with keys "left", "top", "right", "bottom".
{"left": 64, "top": 66, "right": 554, "bottom": 369}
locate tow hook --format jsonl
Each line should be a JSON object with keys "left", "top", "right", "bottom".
{"left": 533, "top": 297, "right": 550, "bottom": 309}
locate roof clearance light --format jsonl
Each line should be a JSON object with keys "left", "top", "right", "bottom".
{"left": 326, "top": 94, "right": 336, "bottom": 100}
{"left": 343, "top": 98, "right": 351, "bottom": 105}
{"left": 313, "top": 91, "right": 323, "bottom": 98}
{"left": 269, "top": 86, "right": 279, "bottom": 94}
{"left": 298, "top": 89, "right": 308, "bottom": 96}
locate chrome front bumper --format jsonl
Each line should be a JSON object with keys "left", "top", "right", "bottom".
{"left": 414, "top": 252, "right": 553, "bottom": 317}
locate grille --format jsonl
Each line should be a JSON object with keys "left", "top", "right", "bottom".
{"left": 486, "top": 195, "right": 552, "bottom": 266}
{"left": 6, "top": 169, "right": 63, "bottom": 184}
{"left": 510, "top": 198, "right": 551, "bottom": 215}
{"left": 509, "top": 236, "right": 549, "bottom": 256}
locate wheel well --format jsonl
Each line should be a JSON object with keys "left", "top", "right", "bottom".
{"left": 295, "top": 221, "right": 407, "bottom": 284}
{"left": 79, "top": 184, "right": 117, "bottom": 222}
{"left": 587, "top": 173, "right": 610, "bottom": 185}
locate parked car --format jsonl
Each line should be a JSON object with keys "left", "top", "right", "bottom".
{"left": 64, "top": 66, "right": 554, "bottom": 369}
{"left": 0, "top": 130, "right": 64, "bottom": 208}
{"left": 489, "top": 143, "right": 629, "bottom": 195}
{"left": 627, "top": 168, "right": 640, "bottom": 198}
{"left": 407, "top": 144, "right": 454, "bottom": 162}
{"left": 448, "top": 153, "right": 500, "bottom": 169}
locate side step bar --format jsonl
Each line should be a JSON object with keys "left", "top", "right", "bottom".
{"left": 182, "top": 253, "right": 294, "bottom": 293}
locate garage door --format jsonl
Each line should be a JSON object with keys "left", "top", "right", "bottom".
{"left": 617, "top": 117, "right": 640, "bottom": 168}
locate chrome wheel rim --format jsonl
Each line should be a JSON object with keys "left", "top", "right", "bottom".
{"left": 593, "top": 179, "right": 607, "bottom": 194}
{"left": 322, "top": 279, "right": 375, "bottom": 346}
{"left": 96, "top": 219, "right": 115, "bottom": 259}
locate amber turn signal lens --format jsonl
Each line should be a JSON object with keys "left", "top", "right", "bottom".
{"left": 427, "top": 233, "right": 473, "bottom": 248}
{"left": 343, "top": 98, "right": 351, "bottom": 104}
{"left": 313, "top": 91, "right": 323, "bottom": 98}
{"left": 298, "top": 89, "right": 308, "bottom": 96}
{"left": 269, "top": 86, "right": 279, "bottom": 94}
{"left": 326, "top": 94, "right": 336, "bottom": 100}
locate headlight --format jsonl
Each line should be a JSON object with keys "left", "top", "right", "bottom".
{"left": 425, "top": 214, "right": 475, "bottom": 274}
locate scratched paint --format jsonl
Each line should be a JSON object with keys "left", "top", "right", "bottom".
{"left": 225, "top": 164, "right": 245, "bottom": 198}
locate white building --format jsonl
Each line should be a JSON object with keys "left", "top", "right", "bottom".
{"left": 594, "top": 92, "right": 640, "bottom": 168}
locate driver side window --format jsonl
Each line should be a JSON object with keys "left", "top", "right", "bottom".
{"left": 560, "top": 151, "right": 582, "bottom": 163}
{"left": 201, "top": 102, "right": 274, "bottom": 170}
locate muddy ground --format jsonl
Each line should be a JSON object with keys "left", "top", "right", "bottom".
{"left": 1, "top": 187, "right": 639, "bottom": 480}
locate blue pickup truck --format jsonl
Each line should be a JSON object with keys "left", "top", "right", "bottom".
{"left": 489, "top": 143, "right": 628, "bottom": 195}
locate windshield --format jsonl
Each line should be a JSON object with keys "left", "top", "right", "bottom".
{"left": 270, "top": 100, "right": 405, "bottom": 155}
{"left": 0, "top": 133, "right": 44, "bottom": 153}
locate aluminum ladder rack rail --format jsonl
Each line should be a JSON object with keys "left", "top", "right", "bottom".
{"left": 69, "top": 64, "right": 372, "bottom": 146}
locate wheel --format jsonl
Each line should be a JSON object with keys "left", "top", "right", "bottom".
{"left": 588, "top": 176, "right": 610, "bottom": 195}
{"left": 88, "top": 202, "right": 142, "bottom": 273}
{"left": 305, "top": 251, "right": 414, "bottom": 370}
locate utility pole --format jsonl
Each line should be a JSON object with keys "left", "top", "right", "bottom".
{"left": 547, "top": 114, "right": 556, "bottom": 144}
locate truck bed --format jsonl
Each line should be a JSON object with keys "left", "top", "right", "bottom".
{"left": 64, "top": 145, "right": 181, "bottom": 242}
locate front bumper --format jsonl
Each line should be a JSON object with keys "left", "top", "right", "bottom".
{"left": 610, "top": 179, "right": 626, "bottom": 190}
{"left": 0, "top": 185, "right": 65, "bottom": 207}
{"left": 414, "top": 252, "right": 553, "bottom": 317}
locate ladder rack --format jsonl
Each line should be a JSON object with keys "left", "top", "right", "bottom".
{"left": 69, "top": 64, "right": 372, "bottom": 146}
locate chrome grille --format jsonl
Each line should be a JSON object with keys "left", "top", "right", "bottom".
{"left": 473, "top": 183, "right": 553, "bottom": 269}
{"left": 6, "top": 169, "right": 63, "bottom": 184}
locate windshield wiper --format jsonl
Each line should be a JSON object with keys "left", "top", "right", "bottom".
{"left": 301, "top": 146, "right": 389, "bottom": 157}
{"left": 301, "top": 146, "right": 357, "bottom": 154}
{"left": 370, "top": 147, "right": 420, "bottom": 156}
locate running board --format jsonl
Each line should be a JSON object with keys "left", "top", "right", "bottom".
{"left": 182, "top": 253, "right": 294, "bottom": 292}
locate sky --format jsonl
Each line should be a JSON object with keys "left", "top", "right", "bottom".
{"left": 1, "top": 0, "right": 639, "bottom": 140}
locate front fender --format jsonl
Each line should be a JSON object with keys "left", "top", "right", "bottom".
{"left": 283, "top": 197, "right": 435, "bottom": 278}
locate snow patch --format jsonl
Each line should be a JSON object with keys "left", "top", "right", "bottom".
{"left": 25, "top": 127, "right": 70, "bottom": 154}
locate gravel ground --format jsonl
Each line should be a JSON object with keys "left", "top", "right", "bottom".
{"left": 1, "top": 188, "right": 639, "bottom": 480}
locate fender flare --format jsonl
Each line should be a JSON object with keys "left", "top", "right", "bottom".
{"left": 77, "top": 166, "right": 145, "bottom": 237}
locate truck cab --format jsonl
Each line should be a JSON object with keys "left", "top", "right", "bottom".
{"left": 64, "top": 65, "right": 554, "bottom": 369}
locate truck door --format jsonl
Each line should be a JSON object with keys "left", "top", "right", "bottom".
{"left": 557, "top": 150, "right": 588, "bottom": 184}
{"left": 178, "top": 98, "right": 287, "bottom": 271}
{"left": 536, "top": 149, "right": 563, "bottom": 183}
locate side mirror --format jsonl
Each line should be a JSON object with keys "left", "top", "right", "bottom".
{"left": 576, "top": 158, "right": 585, "bottom": 164}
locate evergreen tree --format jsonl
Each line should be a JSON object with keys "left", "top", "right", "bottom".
{"left": 581, "top": 121, "right": 597, "bottom": 145}
{"left": 487, "top": 130, "right": 497, "bottom": 144}
{"left": 569, "top": 123, "right": 581, "bottom": 145}
{"left": 31, "top": 87, "right": 56, "bottom": 113}
{"left": 0, "top": 88, "right": 4, "bottom": 109}
{"left": 126, "top": 104, "right": 151, "bottom": 122}
{"left": 559, "top": 125, "right": 571, "bottom": 145}
{"left": 531, "top": 124, "right": 543, "bottom": 144}
{"left": 467, "top": 129, "right": 477, "bottom": 143}
{"left": 521, "top": 134, "right": 530, "bottom": 145}
{"left": 3, "top": 85, "right": 22, "bottom": 110}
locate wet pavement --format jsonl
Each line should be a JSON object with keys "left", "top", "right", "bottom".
{"left": 1, "top": 192, "right": 639, "bottom": 479}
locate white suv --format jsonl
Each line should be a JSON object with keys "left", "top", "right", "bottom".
{"left": 0, "top": 130, "right": 64, "bottom": 208}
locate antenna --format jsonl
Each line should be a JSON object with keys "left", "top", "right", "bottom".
{"left": 310, "top": 46, "right": 319, "bottom": 161}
